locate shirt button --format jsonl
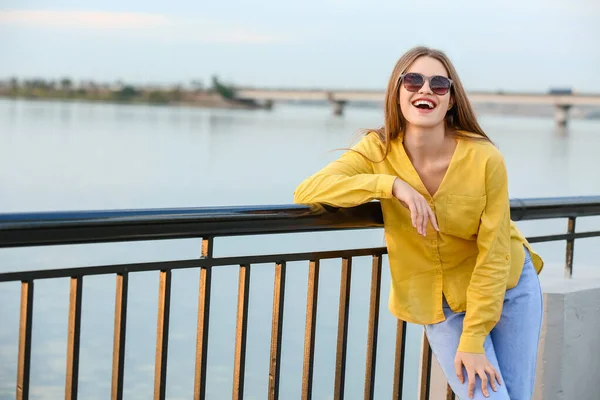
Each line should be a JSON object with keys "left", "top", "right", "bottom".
{"left": 430, "top": 240, "right": 437, "bottom": 246}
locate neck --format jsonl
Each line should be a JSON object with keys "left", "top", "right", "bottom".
{"left": 403, "top": 123, "right": 447, "bottom": 160}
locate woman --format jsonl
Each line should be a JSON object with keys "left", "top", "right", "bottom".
{"left": 293, "top": 46, "right": 544, "bottom": 399}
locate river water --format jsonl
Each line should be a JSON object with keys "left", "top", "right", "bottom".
{"left": 0, "top": 98, "right": 599, "bottom": 399}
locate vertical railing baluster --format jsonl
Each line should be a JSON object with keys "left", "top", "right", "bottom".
{"left": 194, "top": 237, "right": 213, "bottom": 400}
{"left": 268, "top": 262, "right": 286, "bottom": 400}
{"left": 418, "top": 332, "right": 432, "bottom": 400}
{"left": 364, "top": 255, "right": 382, "bottom": 400}
{"left": 16, "top": 280, "right": 34, "bottom": 400}
{"left": 565, "top": 216, "right": 576, "bottom": 278}
{"left": 446, "top": 384, "right": 456, "bottom": 400}
{"left": 302, "top": 260, "right": 320, "bottom": 400}
{"left": 232, "top": 264, "right": 251, "bottom": 400}
{"left": 154, "top": 270, "right": 172, "bottom": 400}
{"left": 333, "top": 258, "right": 352, "bottom": 400}
{"left": 392, "top": 320, "right": 407, "bottom": 400}
{"left": 111, "top": 272, "right": 128, "bottom": 400}
{"left": 65, "top": 276, "right": 83, "bottom": 400}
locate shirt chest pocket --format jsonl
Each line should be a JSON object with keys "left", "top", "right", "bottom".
{"left": 443, "top": 195, "right": 487, "bottom": 239}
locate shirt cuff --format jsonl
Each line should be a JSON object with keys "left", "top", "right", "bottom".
{"left": 458, "top": 335, "right": 486, "bottom": 354}
{"left": 377, "top": 175, "right": 398, "bottom": 199}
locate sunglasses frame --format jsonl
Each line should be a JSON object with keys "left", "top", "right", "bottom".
{"left": 400, "top": 72, "right": 453, "bottom": 95}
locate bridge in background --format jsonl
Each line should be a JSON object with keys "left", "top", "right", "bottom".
{"left": 236, "top": 87, "right": 600, "bottom": 127}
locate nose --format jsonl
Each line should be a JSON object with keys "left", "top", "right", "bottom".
{"left": 419, "top": 78, "right": 433, "bottom": 95}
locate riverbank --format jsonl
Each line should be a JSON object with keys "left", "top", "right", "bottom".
{"left": 0, "top": 76, "right": 265, "bottom": 110}
{"left": 0, "top": 91, "right": 263, "bottom": 110}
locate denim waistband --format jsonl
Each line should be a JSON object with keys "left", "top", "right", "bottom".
{"left": 524, "top": 245, "right": 532, "bottom": 264}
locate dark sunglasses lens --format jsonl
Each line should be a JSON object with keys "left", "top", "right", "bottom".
{"left": 430, "top": 76, "right": 451, "bottom": 95}
{"left": 403, "top": 73, "right": 424, "bottom": 92}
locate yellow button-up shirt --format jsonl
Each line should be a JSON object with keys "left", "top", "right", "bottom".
{"left": 293, "top": 131, "right": 544, "bottom": 354}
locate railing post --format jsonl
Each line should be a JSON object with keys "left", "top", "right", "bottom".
{"left": 232, "top": 264, "right": 251, "bottom": 400}
{"left": 16, "top": 280, "right": 34, "bottom": 400}
{"left": 364, "top": 255, "right": 382, "bottom": 400}
{"left": 333, "top": 258, "right": 352, "bottom": 400}
{"left": 392, "top": 320, "right": 407, "bottom": 399}
{"left": 418, "top": 331, "right": 432, "bottom": 400}
{"left": 565, "top": 217, "right": 576, "bottom": 278}
{"left": 65, "top": 276, "right": 83, "bottom": 400}
{"left": 194, "top": 237, "right": 214, "bottom": 400}
{"left": 446, "top": 384, "right": 456, "bottom": 400}
{"left": 194, "top": 237, "right": 213, "bottom": 400}
{"left": 154, "top": 270, "right": 172, "bottom": 400}
{"left": 268, "top": 262, "right": 286, "bottom": 400}
{"left": 111, "top": 272, "right": 128, "bottom": 400}
{"left": 302, "top": 260, "right": 320, "bottom": 400}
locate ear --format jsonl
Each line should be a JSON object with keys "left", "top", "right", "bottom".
{"left": 448, "top": 95, "right": 455, "bottom": 110}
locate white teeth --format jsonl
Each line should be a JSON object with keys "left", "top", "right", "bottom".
{"left": 412, "top": 100, "right": 435, "bottom": 109}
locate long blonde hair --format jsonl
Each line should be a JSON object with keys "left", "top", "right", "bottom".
{"left": 361, "top": 46, "right": 492, "bottom": 160}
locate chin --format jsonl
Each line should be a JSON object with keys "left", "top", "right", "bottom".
{"left": 404, "top": 116, "right": 446, "bottom": 129}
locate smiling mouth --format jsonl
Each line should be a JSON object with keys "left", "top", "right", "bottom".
{"left": 412, "top": 99, "right": 436, "bottom": 110}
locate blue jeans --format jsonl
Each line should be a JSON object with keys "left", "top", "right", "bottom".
{"left": 424, "top": 248, "right": 543, "bottom": 399}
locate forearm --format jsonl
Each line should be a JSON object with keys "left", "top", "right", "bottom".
{"left": 294, "top": 173, "right": 397, "bottom": 207}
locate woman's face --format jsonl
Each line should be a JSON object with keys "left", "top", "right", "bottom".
{"left": 399, "top": 56, "right": 453, "bottom": 130}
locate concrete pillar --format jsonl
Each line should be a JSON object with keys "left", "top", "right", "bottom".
{"left": 533, "top": 262, "right": 600, "bottom": 400}
{"left": 555, "top": 104, "right": 572, "bottom": 127}
{"left": 326, "top": 91, "right": 346, "bottom": 116}
{"left": 331, "top": 100, "right": 346, "bottom": 116}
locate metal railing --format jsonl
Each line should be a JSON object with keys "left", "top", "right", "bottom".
{"left": 1, "top": 196, "right": 599, "bottom": 400}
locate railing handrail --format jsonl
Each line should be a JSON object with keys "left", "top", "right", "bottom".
{"left": 1, "top": 196, "right": 600, "bottom": 248}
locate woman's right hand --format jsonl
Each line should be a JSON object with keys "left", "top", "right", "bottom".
{"left": 392, "top": 178, "right": 439, "bottom": 236}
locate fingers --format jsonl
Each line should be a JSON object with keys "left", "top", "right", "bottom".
{"left": 408, "top": 202, "right": 417, "bottom": 230}
{"left": 420, "top": 202, "right": 428, "bottom": 236}
{"left": 494, "top": 368, "right": 502, "bottom": 387}
{"left": 467, "top": 369, "right": 476, "bottom": 399}
{"left": 420, "top": 200, "right": 439, "bottom": 236}
{"left": 455, "top": 352, "right": 500, "bottom": 398}
{"left": 408, "top": 200, "right": 424, "bottom": 235}
{"left": 416, "top": 200, "right": 428, "bottom": 236}
{"left": 454, "top": 358, "right": 464, "bottom": 384}
{"left": 470, "top": 368, "right": 501, "bottom": 399}
{"left": 407, "top": 196, "right": 438, "bottom": 237}
{"left": 417, "top": 202, "right": 425, "bottom": 235}
{"left": 486, "top": 366, "right": 501, "bottom": 391}
{"left": 478, "top": 368, "right": 489, "bottom": 398}
{"left": 427, "top": 204, "right": 440, "bottom": 231}
{"left": 455, "top": 356, "right": 480, "bottom": 399}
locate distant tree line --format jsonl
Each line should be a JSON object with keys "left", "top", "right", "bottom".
{"left": 0, "top": 75, "right": 239, "bottom": 105}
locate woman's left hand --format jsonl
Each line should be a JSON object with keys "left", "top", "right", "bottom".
{"left": 454, "top": 351, "right": 501, "bottom": 398}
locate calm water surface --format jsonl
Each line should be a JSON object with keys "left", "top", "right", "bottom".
{"left": 0, "top": 99, "right": 599, "bottom": 399}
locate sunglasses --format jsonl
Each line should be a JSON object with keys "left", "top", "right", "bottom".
{"left": 400, "top": 72, "right": 453, "bottom": 96}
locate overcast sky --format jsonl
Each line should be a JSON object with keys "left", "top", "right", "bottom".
{"left": 1, "top": 0, "right": 599, "bottom": 93}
